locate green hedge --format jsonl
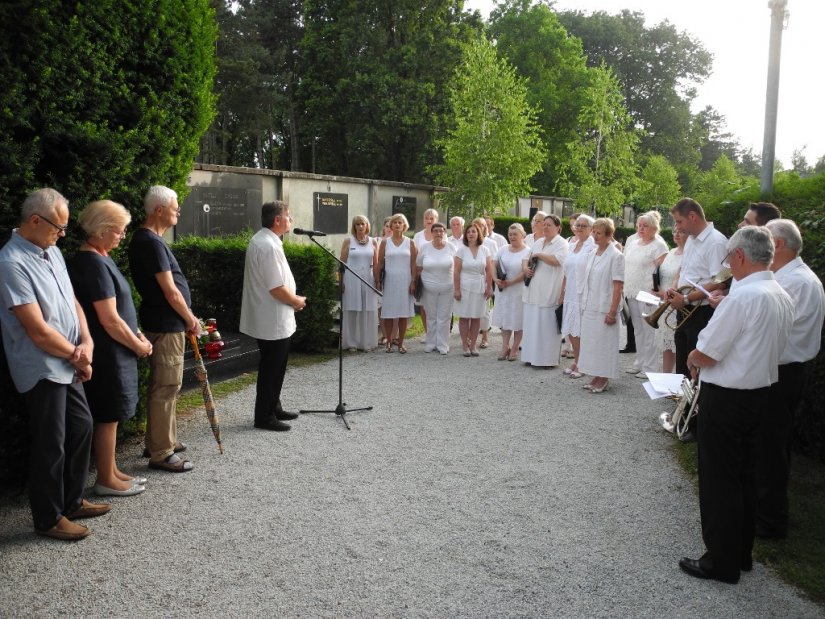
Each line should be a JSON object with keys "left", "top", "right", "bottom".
{"left": 0, "top": 233, "right": 337, "bottom": 490}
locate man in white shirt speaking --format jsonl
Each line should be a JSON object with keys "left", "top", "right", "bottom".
{"left": 240, "top": 201, "right": 307, "bottom": 431}
{"left": 680, "top": 226, "right": 793, "bottom": 585}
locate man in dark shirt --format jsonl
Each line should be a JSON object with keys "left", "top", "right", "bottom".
{"left": 128, "top": 185, "right": 200, "bottom": 472}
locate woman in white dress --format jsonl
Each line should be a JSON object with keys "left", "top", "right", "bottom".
{"left": 340, "top": 215, "right": 379, "bottom": 351}
{"left": 520, "top": 215, "right": 569, "bottom": 368}
{"left": 472, "top": 217, "right": 499, "bottom": 349}
{"left": 655, "top": 228, "right": 686, "bottom": 372}
{"left": 578, "top": 218, "right": 624, "bottom": 393}
{"left": 453, "top": 222, "right": 492, "bottom": 357}
{"left": 415, "top": 223, "right": 456, "bottom": 354}
{"left": 413, "top": 208, "right": 439, "bottom": 334}
{"left": 491, "top": 223, "right": 530, "bottom": 361}
{"left": 377, "top": 216, "right": 394, "bottom": 346}
{"left": 376, "top": 213, "right": 416, "bottom": 353}
{"left": 560, "top": 214, "right": 595, "bottom": 378}
{"left": 623, "top": 211, "right": 669, "bottom": 378}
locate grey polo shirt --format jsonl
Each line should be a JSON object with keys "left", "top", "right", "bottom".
{"left": 0, "top": 230, "right": 80, "bottom": 392}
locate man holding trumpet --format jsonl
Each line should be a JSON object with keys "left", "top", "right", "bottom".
{"left": 667, "top": 199, "right": 728, "bottom": 379}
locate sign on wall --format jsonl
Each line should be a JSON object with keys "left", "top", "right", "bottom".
{"left": 392, "top": 196, "right": 417, "bottom": 226}
{"left": 313, "top": 192, "right": 349, "bottom": 233}
{"left": 186, "top": 187, "right": 250, "bottom": 237}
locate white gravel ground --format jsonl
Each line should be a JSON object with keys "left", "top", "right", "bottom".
{"left": 1, "top": 328, "right": 822, "bottom": 618}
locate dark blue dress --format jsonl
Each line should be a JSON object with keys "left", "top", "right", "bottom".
{"left": 68, "top": 251, "right": 139, "bottom": 423}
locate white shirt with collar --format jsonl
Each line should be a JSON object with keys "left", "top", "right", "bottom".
{"left": 697, "top": 270, "right": 793, "bottom": 389}
{"left": 774, "top": 256, "right": 825, "bottom": 364}
{"left": 240, "top": 227, "right": 297, "bottom": 341}
{"left": 679, "top": 222, "right": 728, "bottom": 298}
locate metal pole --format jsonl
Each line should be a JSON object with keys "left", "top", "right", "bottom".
{"left": 760, "top": 0, "right": 789, "bottom": 195}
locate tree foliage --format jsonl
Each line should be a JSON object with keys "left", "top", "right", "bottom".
{"left": 557, "top": 65, "right": 639, "bottom": 216}
{"left": 431, "top": 36, "right": 545, "bottom": 217}
{"left": 557, "top": 9, "right": 712, "bottom": 168}
{"left": 297, "top": 0, "right": 479, "bottom": 182}
{"left": 0, "top": 0, "right": 217, "bottom": 236}
{"left": 636, "top": 155, "right": 682, "bottom": 211}
{"left": 489, "top": 0, "right": 592, "bottom": 196}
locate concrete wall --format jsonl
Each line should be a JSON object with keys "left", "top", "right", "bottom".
{"left": 180, "top": 164, "right": 449, "bottom": 247}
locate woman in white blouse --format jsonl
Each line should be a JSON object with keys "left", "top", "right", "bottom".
{"left": 453, "top": 222, "right": 493, "bottom": 357}
{"left": 623, "top": 211, "right": 669, "bottom": 378}
{"left": 560, "top": 214, "right": 595, "bottom": 378}
{"left": 520, "top": 215, "right": 569, "bottom": 368}
{"left": 340, "top": 215, "right": 379, "bottom": 352}
{"left": 413, "top": 209, "right": 439, "bottom": 334}
{"left": 578, "top": 218, "right": 624, "bottom": 393}
{"left": 491, "top": 223, "right": 530, "bottom": 361}
{"left": 415, "top": 223, "right": 456, "bottom": 354}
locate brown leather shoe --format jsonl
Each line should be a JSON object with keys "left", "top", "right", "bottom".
{"left": 37, "top": 516, "right": 90, "bottom": 541}
{"left": 66, "top": 499, "right": 112, "bottom": 520}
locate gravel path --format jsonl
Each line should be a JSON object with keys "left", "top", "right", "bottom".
{"left": 1, "top": 329, "right": 822, "bottom": 618}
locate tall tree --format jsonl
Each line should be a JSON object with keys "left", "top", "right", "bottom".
{"left": 431, "top": 36, "right": 545, "bottom": 217}
{"left": 299, "top": 0, "right": 479, "bottom": 182}
{"left": 693, "top": 106, "right": 741, "bottom": 172}
{"left": 489, "top": 0, "right": 593, "bottom": 196}
{"left": 695, "top": 154, "right": 742, "bottom": 214}
{"left": 557, "top": 9, "right": 712, "bottom": 168}
{"left": 556, "top": 65, "right": 639, "bottom": 216}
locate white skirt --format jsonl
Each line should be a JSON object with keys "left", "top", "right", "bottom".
{"left": 520, "top": 303, "right": 562, "bottom": 366}
{"left": 341, "top": 309, "right": 378, "bottom": 350}
{"left": 561, "top": 299, "right": 582, "bottom": 337}
{"left": 577, "top": 310, "right": 620, "bottom": 378}
{"left": 454, "top": 288, "right": 487, "bottom": 319}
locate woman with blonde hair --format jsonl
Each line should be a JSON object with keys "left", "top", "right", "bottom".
{"left": 491, "top": 223, "right": 530, "bottom": 360}
{"left": 623, "top": 211, "right": 669, "bottom": 378}
{"left": 578, "top": 218, "right": 624, "bottom": 393}
{"left": 340, "top": 215, "right": 379, "bottom": 351}
{"left": 376, "top": 213, "right": 416, "bottom": 353}
{"left": 413, "top": 208, "right": 440, "bottom": 336}
{"left": 68, "top": 200, "right": 153, "bottom": 496}
{"left": 560, "top": 214, "right": 595, "bottom": 378}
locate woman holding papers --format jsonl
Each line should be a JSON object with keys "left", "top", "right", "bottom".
{"left": 622, "top": 211, "right": 668, "bottom": 378}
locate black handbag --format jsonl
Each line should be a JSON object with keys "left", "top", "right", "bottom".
{"left": 414, "top": 275, "right": 423, "bottom": 301}
{"left": 496, "top": 256, "right": 506, "bottom": 291}
{"left": 555, "top": 303, "right": 564, "bottom": 332}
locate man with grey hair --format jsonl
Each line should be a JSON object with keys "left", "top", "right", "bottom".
{"left": 679, "top": 226, "right": 793, "bottom": 584}
{"left": 128, "top": 185, "right": 200, "bottom": 472}
{"left": 755, "top": 219, "right": 825, "bottom": 539}
{"left": 0, "top": 188, "right": 111, "bottom": 540}
{"left": 448, "top": 215, "right": 465, "bottom": 249}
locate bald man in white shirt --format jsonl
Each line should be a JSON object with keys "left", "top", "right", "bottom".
{"left": 755, "top": 219, "right": 825, "bottom": 539}
{"left": 679, "top": 226, "right": 793, "bottom": 585}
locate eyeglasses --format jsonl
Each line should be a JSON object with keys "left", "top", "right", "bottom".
{"left": 721, "top": 250, "right": 735, "bottom": 269}
{"left": 111, "top": 228, "right": 127, "bottom": 238}
{"left": 38, "top": 214, "right": 69, "bottom": 233}
{"left": 574, "top": 224, "right": 591, "bottom": 229}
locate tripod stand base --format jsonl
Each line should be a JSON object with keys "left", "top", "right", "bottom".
{"left": 299, "top": 404, "right": 373, "bottom": 430}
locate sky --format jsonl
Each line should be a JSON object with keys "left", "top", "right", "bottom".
{"left": 463, "top": 0, "right": 824, "bottom": 168}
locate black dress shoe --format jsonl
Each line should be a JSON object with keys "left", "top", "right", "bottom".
{"left": 741, "top": 558, "right": 753, "bottom": 572}
{"left": 619, "top": 346, "right": 636, "bottom": 353}
{"left": 274, "top": 409, "right": 299, "bottom": 421}
{"left": 678, "top": 557, "right": 739, "bottom": 584}
{"left": 254, "top": 418, "right": 291, "bottom": 431}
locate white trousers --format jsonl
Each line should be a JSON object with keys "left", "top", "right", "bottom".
{"left": 628, "top": 298, "right": 659, "bottom": 373}
{"left": 422, "top": 284, "right": 454, "bottom": 353}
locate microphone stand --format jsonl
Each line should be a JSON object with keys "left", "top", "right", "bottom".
{"left": 298, "top": 232, "right": 382, "bottom": 430}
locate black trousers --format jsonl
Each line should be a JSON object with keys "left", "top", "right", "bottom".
{"left": 756, "top": 362, "right": 807, "bottom": 536}
{"left": 675, "top": 305, "right": 714, "bottom": 377}
{"left": 23, "top": 379, "right": 93, "bottom": 531}
{"left": 254, "top": 337, "right": 291, "bottom": 423}
{"left": 697, "top": 382, "right": 770, "bottom": 580}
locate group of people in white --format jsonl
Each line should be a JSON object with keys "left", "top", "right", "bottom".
{"left": 339, "top": 206, "right": 680, "bottom": 395}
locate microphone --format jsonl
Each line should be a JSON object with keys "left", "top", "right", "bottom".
{"left": 292, "top": 228, "right": 327, "bottom": 237}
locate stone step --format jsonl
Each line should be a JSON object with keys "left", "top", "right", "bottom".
{"left": 182, "top": 331, "right": 259, "bottom": 389}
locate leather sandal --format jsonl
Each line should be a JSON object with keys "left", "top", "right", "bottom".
{"left": 148, "top": 453, "right": 194, "bottom": 473}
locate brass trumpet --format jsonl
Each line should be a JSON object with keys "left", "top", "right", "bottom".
{"left": 643, "top": 267, "right": 732, "bottom": 331}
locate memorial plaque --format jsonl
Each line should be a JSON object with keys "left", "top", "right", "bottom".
{"left": 188, "top": 186, "right": 249, "bottom": 236}
{"left": 392, "top": 196, "right": 417, "bottom": 225}
{"left": 313, "top": 192, "right": 349, "bottom": 234}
